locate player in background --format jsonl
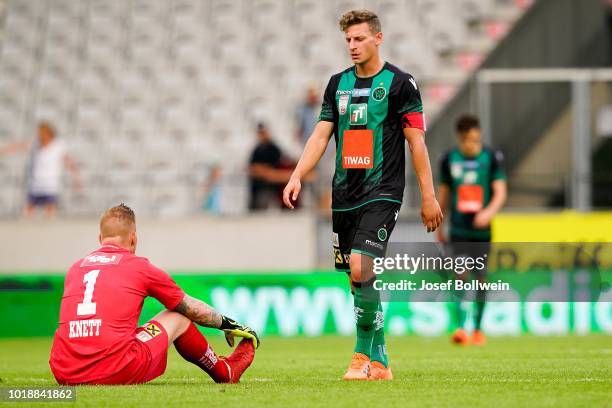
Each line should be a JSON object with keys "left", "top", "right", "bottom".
{"left": 437, "top": 114, "right": 507, "bottom": 345}
{"left": 49, "top": 204, "right": 259, "bottom": 385}
{"left": 283, "top": 10, "right": 442, "bottom": 380}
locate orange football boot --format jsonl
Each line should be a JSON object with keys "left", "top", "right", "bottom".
{"left": 471, "top": 330, "right": 486, "bottom": 346}
{"left": 368, "top": 361, "right": 393, "bottom": 380}
{"left": 342, "top": 353, "right": 370, "bottom": 380}
{"left": 451, "top": 328, "right": 469, "bottom": 345}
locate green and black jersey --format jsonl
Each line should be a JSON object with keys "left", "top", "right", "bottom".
{"left": 319, "top": 62, "right": 425, "bottom": 211}
{"left": 440, "top": 146, "right": 506, "bottom": 241}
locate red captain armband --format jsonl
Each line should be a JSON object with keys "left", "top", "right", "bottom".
{"left": 401, "top": 112, "right": 427, "bottom": 132}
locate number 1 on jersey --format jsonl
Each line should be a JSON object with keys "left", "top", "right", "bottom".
{"left": 77, "top": 269, "right": 100, "bottom": 316}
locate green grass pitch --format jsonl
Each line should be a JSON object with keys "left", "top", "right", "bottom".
{"left": 0, "top": 335, "right": 610, "bottom": 407}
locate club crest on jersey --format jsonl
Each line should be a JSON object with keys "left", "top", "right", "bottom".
{"left": 349, "top": 104, "right": 367, "bottom": 125}
{"left": 372, "top": 86, "right": 386, "bottom": 101}
{"left": 339, "top": 95, "right": 349, "bottom": 115}
{"left": 377, "top": 227, "right": 388, "bottom": 241}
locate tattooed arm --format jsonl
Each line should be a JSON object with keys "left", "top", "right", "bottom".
{"left": 173, "top": 294, "right": 260, "bottom": 348}
{"left": 173, "top": 294, "right": 222, "bottom": 328}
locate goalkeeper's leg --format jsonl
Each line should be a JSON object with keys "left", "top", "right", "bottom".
{"left": 152, "top": 310, "right": 255, "bottom": 383}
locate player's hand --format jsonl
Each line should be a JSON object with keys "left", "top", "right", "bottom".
{"left": 220, "top": 316, "right": 260, "bottom": 349}
{"left": 473, "top": 209, "right": 493, "bottom": 229}
{"left": 283, "top": 176, "right": 301, "bottom": 209}
{"left": 421, "top": 196, "right": 443, "bottom": 233}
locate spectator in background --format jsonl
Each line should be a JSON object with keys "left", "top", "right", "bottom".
{"left": 0, "top": 122, "right": 80, "bottom": 218}
{"left": 248, "top": 122, "right": 283, "bottom": 210}
{"left": 295, "top": 84, "right": 321, "bottom": 146}
{"left": 201, "top": 163, "right": 222, "bottom": 214}
{"left": 295, "top": 85, "right": 334, "bottom": 214}
{"left": 248, "top": 122, "right": 315, "bottom": 211}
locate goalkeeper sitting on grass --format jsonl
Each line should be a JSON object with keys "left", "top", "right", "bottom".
{"left": 50, "top": 204, "right": 259, "bottom": 385}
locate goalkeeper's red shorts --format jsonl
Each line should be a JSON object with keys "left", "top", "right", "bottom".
{"left": 94, "top": 320, "right": 169, "bottom": 385}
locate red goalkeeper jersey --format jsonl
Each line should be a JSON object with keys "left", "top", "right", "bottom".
{"left": 49, "top": 244, "right": 185, "bottom": 383}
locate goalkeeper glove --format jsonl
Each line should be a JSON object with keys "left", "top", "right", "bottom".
{"left": 220, "top": 315, "right": 260, "bottom": 349}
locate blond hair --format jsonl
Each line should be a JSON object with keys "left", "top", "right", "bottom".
{"left": 99, "top": 203, "right": 136, "bottom": 240}
{"left": 338, "top": 9, "right": 381, "bottom": 33}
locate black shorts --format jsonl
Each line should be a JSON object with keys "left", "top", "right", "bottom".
{"left": 332, "top": 200, "right": 402, "bottom": 273}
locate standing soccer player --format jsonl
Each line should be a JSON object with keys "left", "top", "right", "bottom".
{"left": 437, "top": 114, "right": 507, "bottom": 345}
{"left": 49, "top": 204, "right": 259, "bottom": 385}
{"left": 283, "top": 10, "right": 442, "bottom": 380}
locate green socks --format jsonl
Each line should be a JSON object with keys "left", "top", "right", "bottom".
{"left": 353, "top": 282, "right": 388, "bottom": 367}
{"left": 353, "top": 283, "right": 377, "bottom": 356}
{"left": 370, "top": 303, "right": 388, "bottom": 367}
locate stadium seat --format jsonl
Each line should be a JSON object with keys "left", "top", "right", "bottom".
{"left": 89, "top": 0, "right": 126, "bottom": 16}
{"left": 103, "top": 187, "right": 147, "bottom": 214}
{"left": 0, "top": 41, "right": 35, "bottom": 72}
{"left": 214, "top": 33, "right": 254, "bottom": 67}
{"left": 172, "top": 0, "right": 201, "bottom": 16}
{"left": 255, "top": 31, "right": 297, "bottom": 64}
{"left": 144, "top": 148, "right": 186, "bottom": 186}
{"left": 147, "top": 185, "right": 194, "bottom": 217}
{"left": 73, "top": 122, "right": 105, "bottom": 146}
{"left": 10, "top": 0, "right": 39, "bottom": 18}
{"left": 0, "top": 77, "right": 27, "bottom": 107}
{"left": 0, "top": 185, "right": 22, "bottom": 217}
{"left": 250, "top": 0, "right": 288, "bottom": 30}
{"left": 293, "top": 0, "right": 331, "bottom": 28}
{"left": 88, "top": 15, "right": 126, "bottom": 39}
{"left": 209, "top": 0, "right": 245, "bottom": 30}
{"left": 201, "top": 91, "right": 235, "bottom": 124}
{"left": 0, "top": 106, "right": 25, "bottom": 139}
{"left": 61, "top": 189, "right": 102, "bottom": 216}
{"left": 2, "top": 20, "right": 38, "bottom": 50}
{"left": 334, "top": 0, "right": 371, "bottom": 18}
{"left": 457, "top": 0, "right": 492, "bottom": 24}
